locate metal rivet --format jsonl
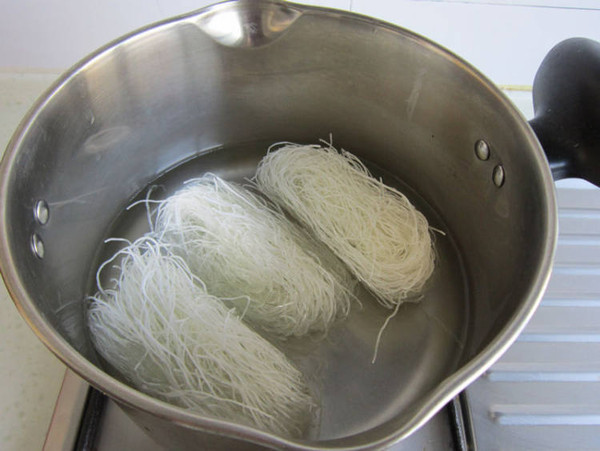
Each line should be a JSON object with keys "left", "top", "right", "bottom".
{"left": 31, "top": 233, "right": 45, "bottom": 259}
{"left": 475, "top": 140, "right": 490, "bottom": 161}
{"left": 34, "top": 200, "right": 49, "bottom": 225}
{"left": 493, "top": 165, "right": 505, "bottom": 187}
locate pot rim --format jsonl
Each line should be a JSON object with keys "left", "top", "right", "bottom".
{"left": 0, "top": 1, "right": 558, "bottom": 448}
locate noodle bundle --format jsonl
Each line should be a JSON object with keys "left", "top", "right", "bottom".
{"left": 88, "top": 237, "right": 315, "bottom": 437}
{"left": 154, "top": 174, "right": 354, "bottom": 338}
{"left": 255, "top": 142, "right": 435, "bottom": 309}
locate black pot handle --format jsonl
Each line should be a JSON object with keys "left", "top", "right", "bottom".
{"left": 528, "top": 38, "right": 600, "bottom": 187}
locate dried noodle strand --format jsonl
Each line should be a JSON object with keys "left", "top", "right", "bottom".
{"left": 255, "top": 142, "right": 435, "bottom": 308}
{"left": 153, "top": 173, "right": 355, "bottom": 338}
{"left": 255, "top": 142, "right": 436, "bottom": 362}
{"left": 88, "top": 237, "right": 315, "bottom": 437}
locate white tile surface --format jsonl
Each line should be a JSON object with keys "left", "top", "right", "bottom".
{"left": 438, "top": 0, "right": 600, "bottom": 7}
{"left": 1, "top": 0, "right": 598, "bottom": 86}
{"left": 0, "top": 0, "right": 351, "bottom": 71}
{"left": 351, "top": 0, "right": 600, "bottom": 85}
{"left": 0, "top": 72, "right": 66, "bottom": 451}
{"left": 155, "top": 0, "right": 216, "bottom": 18}
{"left": 0, "top": 0, "right": 160, "bottom": 70}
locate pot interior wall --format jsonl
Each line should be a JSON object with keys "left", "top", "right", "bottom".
{"left": 2, "top": 1, "right": 552, "bottom": 443}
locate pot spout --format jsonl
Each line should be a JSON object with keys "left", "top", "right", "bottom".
{"left": 194, "top": 0, "right": 303, "bottom": 48}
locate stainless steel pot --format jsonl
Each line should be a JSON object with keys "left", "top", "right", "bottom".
{"left": 1, "top": 1, "right": 598, "bottom": 449}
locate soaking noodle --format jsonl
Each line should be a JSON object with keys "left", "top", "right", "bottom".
{"left": 255, "top": 142, "right": 435, "bottom": 309}
{"left": 88, "top": 237, "right": 315, "bottom": 437}
{"left": 154, "top": 174, "right": 355, "bottom": 338}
